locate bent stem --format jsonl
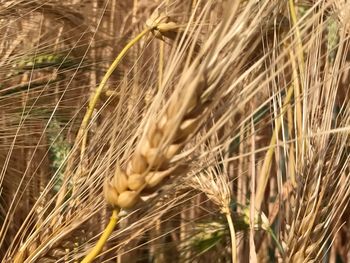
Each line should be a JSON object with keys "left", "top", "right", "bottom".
{"left": 78, "top": 27, "right": 152, "bottom": 159}
{"left": 81, "top": 209, "right": 119, "bottom": 263}
{"left": 80, "top": 29, "right": 151, "bottom": 263}
{"left": 54, "top": 27, "right": 151, "bottom": 213}
{"left": 224, "top": 209, "right": 237, "bottom": 263}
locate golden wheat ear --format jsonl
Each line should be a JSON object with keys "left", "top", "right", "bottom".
{"left": 5, "top": 0, "right": 350, "bottom": 262}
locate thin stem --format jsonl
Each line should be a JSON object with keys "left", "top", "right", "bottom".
{"left": 256, "top": 2, "right": 305, "bottom": 211}
{"left": 288, "top": 0, "right": 305, "bottom": 78}
{"left": 255, "top": 84, "right": 294, "bottom": 210}
{"left": 288, "top": 0, "right": 304, "bottom": 145}
{"left": 225, "top": 210, "right": 237, "bottom": 263}
{"left": 54, "top": 27, "right": 152, "bottom": 214}
{"left": 81, "top": 209, "right": 119, "bottom": 263}
{"left": 79, "top": 28, "right": 151, "bottom": 263}
{"left": 158, "top": 41, "right": 164, "bottom": 90}
{"left": 78, "top": 27, "right": 151, "bottom": 159}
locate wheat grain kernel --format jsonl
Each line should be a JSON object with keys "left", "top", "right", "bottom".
{"left": 117, "top": 191, "right": 140, "bottom": 209}
{"left": 113, "top": 166, "right": 128, "bottom": 193}
{"left": 157, "top": 22, "right": 178, "bottom": 33}
{"left": 177, "top": 118, "right": 200, "bottom": 140}
{"left": 127, "top": 173, "right": 145, "bottom": 191}
{"left": 128, "top": 152, "right": 148, "bottom": 174}
{"left": 144, "top": 148, "right": 167, "bottom": 168}
{"left": 145, "top": 170, "right": 172, "bottom": 188}
{"left": 164, "top": 144, "right": 182, "bottom": 159}
{"left": 104, "top": 181, "right": 119, "bottom": 205}
{"left": 148, "top": 123, "right": 163, "bottom": 147}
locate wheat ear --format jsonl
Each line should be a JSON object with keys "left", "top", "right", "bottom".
{"left": 80, "top": 12, "right": 189, "bottom": 262}
{"left": 190, "top": 165, "right": 237, "bottom": 263}
{"left": 82, "top": 71, "right": 209, "bottom": 262}
{"left": 82, "top": 0, "right": 270, "bottom": 260}
{"left": 54, "top": 11, "right": 182, "bottom": 214}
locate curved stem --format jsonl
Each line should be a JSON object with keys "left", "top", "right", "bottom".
{"left": 81, "top": 209, "right": 119, "bottom": 263}
{"left": 225, "top": 210, "right": 237, "bottom": 263}
{"left": 54, "top": 27, "right": 152, "bottom": 214}
{"left": 78, "top": 27, "right": 151, "bottom": 159}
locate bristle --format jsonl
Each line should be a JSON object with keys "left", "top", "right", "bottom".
{"left": 2, "top": 1, "right": 350, "bottom": 263}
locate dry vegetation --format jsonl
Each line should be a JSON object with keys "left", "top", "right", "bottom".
{"left": 1, "top": 0, "right": 350, "bottom": 262}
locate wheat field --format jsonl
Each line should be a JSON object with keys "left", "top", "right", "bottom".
{"left": 0, "top": 0, "right": 350, "bottom": 262}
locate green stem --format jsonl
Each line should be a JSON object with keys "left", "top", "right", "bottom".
{"left": 267, "top": 227, "right": 284, "bottom": 255}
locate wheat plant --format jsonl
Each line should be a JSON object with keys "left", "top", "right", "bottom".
{"left": 1, "top": 0, "right": 350, "bottom": 262}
